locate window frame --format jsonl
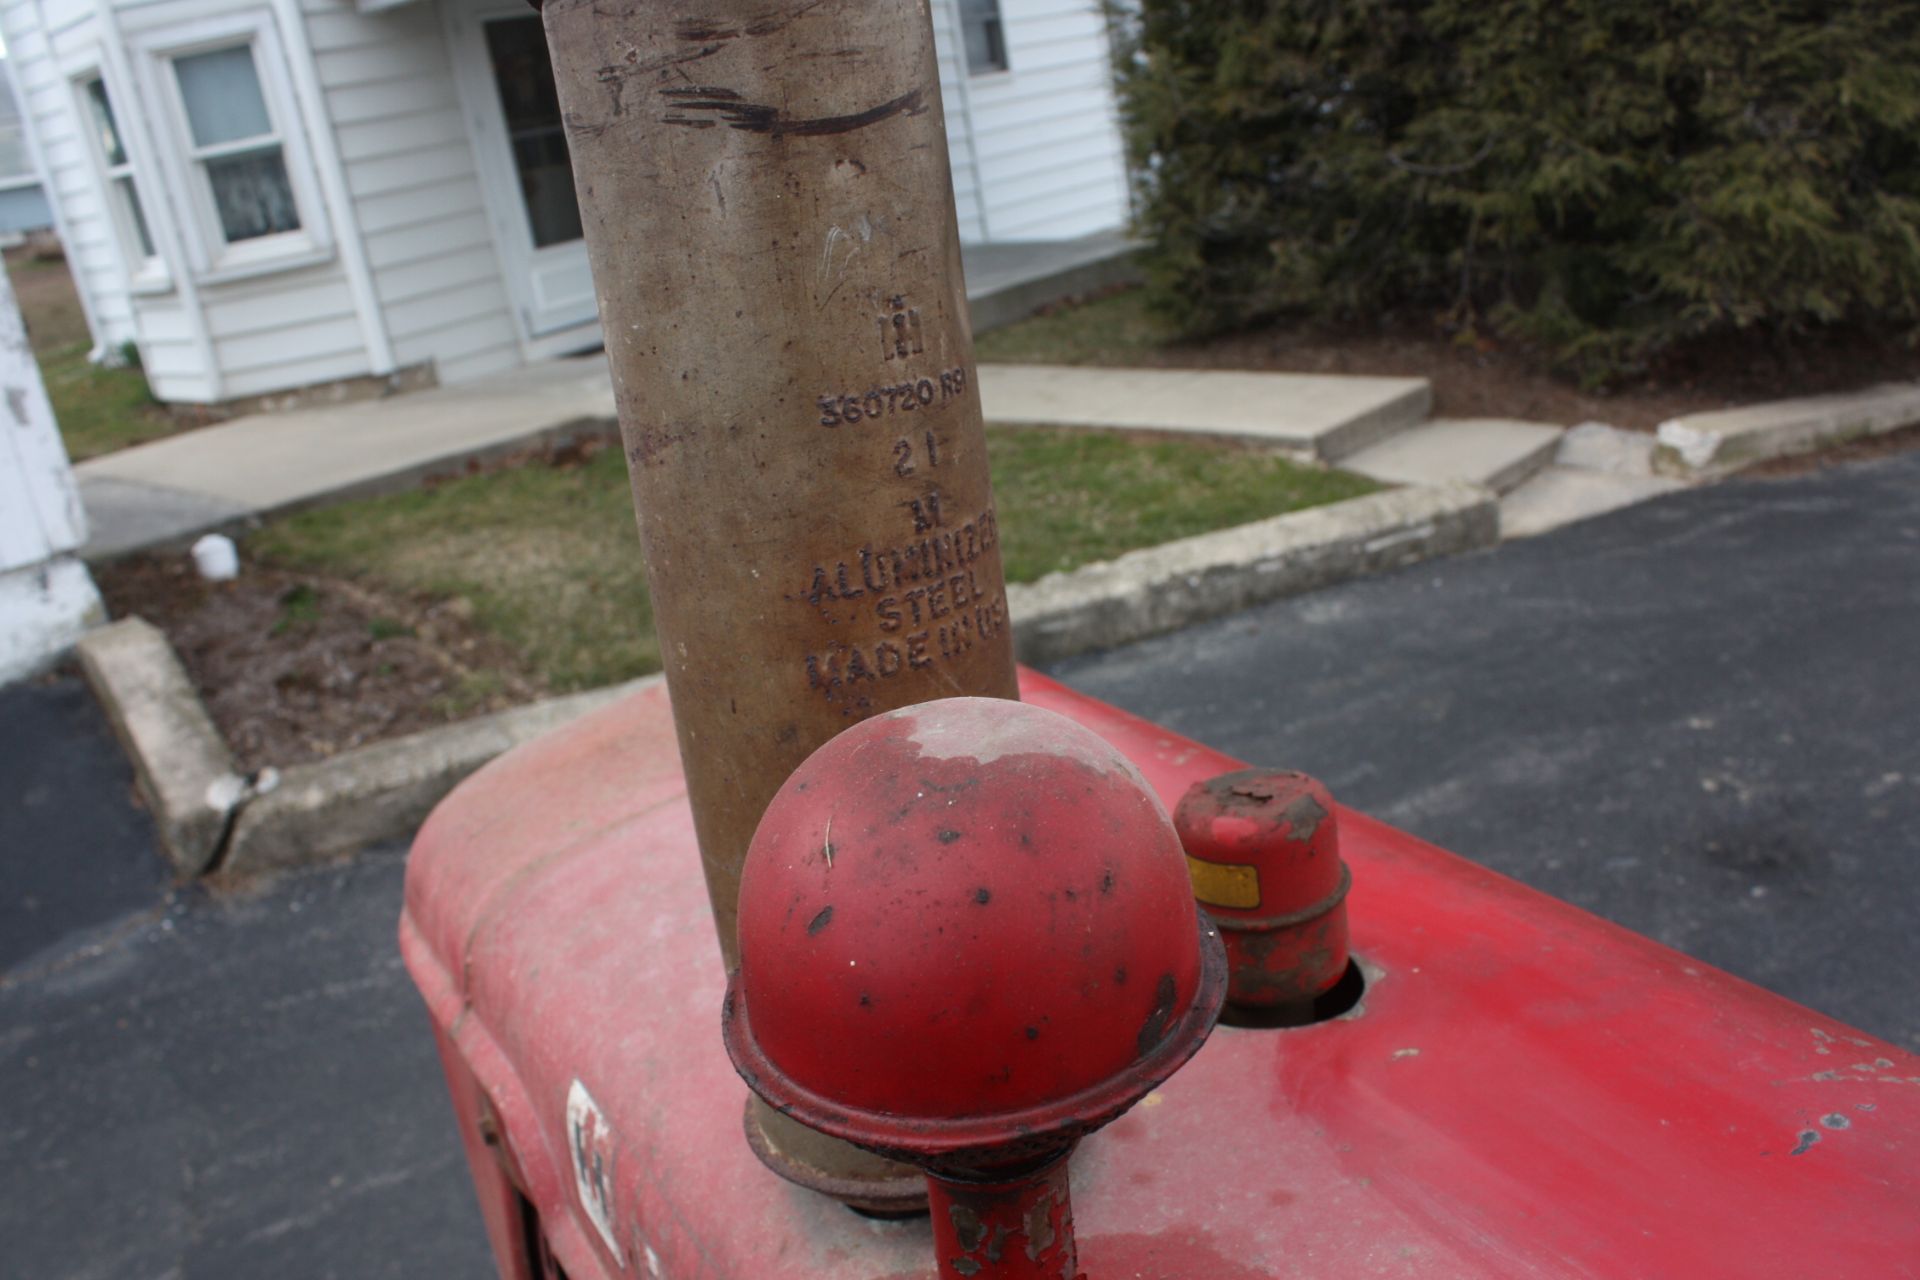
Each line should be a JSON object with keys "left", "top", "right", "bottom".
{"left": 957, "top": 0, "right": 1011, "bottom": 77}
{"left": 70, "top": 70, "right": 170, "bottom": 295}
{"left": 134, "top": 12, "right": 332, "bottom": 282}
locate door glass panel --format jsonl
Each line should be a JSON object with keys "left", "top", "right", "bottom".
{"left": 484, "top": 17, "right": 582, "bottom": 249}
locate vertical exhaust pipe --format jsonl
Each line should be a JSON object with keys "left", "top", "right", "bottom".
{"left": 538, "top": 0, "right": 1019, "bottom": 1210}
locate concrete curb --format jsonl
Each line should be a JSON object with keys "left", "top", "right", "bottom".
{"left": 74, "top": 607, "right": 660, "bottom": 878}
{"left": 1007, "top": 482, "right": 1499, "bottom": 665}
{"left": 74, "top": 618, "right": 244, "bottom": 875}
{"left": 221, "top": 676, "right": 660, "bottom": 876}
{"left": 1654, "top": 383, "right": 1920, "bottom": 479}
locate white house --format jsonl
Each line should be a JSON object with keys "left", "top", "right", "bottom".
{"left": 0, "top": 0, "right": 1131, "bottom": 408}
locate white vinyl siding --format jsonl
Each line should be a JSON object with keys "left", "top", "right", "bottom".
{"left": 929, "top": 2, "right": 987, "bottom": 243}
{"left": 932, "top": 0, "right": 1129, "bottom": 242}
{"left": 130, "top": 291, "right": 216, "bottom": 400}
{"left": 303, "top": 0, "right": 518, "bottom": 384}
{"left": 199, "top": 257, "right": 362, "bottom": 396}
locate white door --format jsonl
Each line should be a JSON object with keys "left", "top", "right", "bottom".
{"left": 448, "top": 3, "right": 598, "bottom": 346}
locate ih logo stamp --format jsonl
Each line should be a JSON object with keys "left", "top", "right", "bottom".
{"left": 879, "top": 294, "right": 925, "bottom": 361}
{"left": 566, "top": 1079, "right": 623, "bottom": 1265}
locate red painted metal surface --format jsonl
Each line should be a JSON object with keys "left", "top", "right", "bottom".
{"left": 728, "top": 697, "right": 1223, "bottom": 1139}
{"left": 402, "top": 669, "right": 1920, "bottom": 1279}
{"left": 1174, "top": 770, "right": 1350, "bottom": 1012}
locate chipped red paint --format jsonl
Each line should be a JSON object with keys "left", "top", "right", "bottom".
{"left": 1175, "top": 770, "right": 1351, "bottom": 1014}
{"left": 925, "top": 1154, "right": 1080, "bottom": 1280}
{"left": 402, "top": 670, "right": 1920, "bottom": 1279}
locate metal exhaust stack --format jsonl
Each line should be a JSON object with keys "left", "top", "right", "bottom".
{"left": 537, "top": 0, "right": 1019, "bottom": 1211}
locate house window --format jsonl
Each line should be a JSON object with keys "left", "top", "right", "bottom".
{"left": 138, "top": 15, "right": 331, "bottom": 280}
{"left": 80, "top": 78, "right": 161, "bottom": 276}
{"left": 959, "top": 0, "right": 1009, "bottom": 74}
{"left": 171, "top": 45, "right": 298, "bottom": 244}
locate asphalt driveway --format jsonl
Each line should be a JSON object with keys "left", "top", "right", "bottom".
{"left": 1058, "top": 448, "right": 1920, "bottom": 1049}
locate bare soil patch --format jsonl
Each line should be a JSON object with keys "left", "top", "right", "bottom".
{"left": 94, "top": 554, "right": 544, "bottom": 773}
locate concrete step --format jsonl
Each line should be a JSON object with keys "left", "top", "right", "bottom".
{"left": 1342, "top": 418, "right": 1563, "bottom": 494}
{"left": 976, "top": 365, "right": 1431, "bottom": 462}
{"left": 1499, "top": 467, "right": 1684, "bottom": 539}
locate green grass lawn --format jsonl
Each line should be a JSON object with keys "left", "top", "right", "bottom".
{"left": 974, "top": 289, "right": 1176, "bottom": 366}
{"left": 253, "top": 431, "right": 1374, "bottom": 692}
{"left": 36, "top": 340, "right": 177, "bottom": 460}
{"left": 987, "top": 427, "right": 1375, "bottom": 581}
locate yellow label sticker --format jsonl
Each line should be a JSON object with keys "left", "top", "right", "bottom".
{"left": 1186, "top": 855, "right": 1261, "bottom": 910}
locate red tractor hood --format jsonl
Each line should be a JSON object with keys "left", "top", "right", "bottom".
{"left": 401, "top": 670, "right": 1919, "bottom": 1279}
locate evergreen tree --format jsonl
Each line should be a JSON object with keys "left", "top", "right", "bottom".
{"left": 1111, "top": 0, "right": 1920, "bottom": 380}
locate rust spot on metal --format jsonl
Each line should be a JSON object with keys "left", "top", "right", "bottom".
{"left": 807, "top": 905, "right": 834, "bottom": 935}
{"left": 1024, "top": 1189, "right": 1056, "bottom": 1261}
{"left": 1137, "top": 973, "right": 1178, "bottom": 1056}
{"left": 949, "top": 1202, "right": 987, "bottom": 1252}
{"left": 1282, "top": 791, "right": 1329, "bottom": 842}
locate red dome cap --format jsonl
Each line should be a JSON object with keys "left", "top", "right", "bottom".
{"left": 726, "top": 697, "right": 1225, "bottom": 1162}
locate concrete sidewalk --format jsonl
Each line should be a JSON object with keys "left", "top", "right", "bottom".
{"left": 80, "top": 356, "right": 617, "bottom": 558}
